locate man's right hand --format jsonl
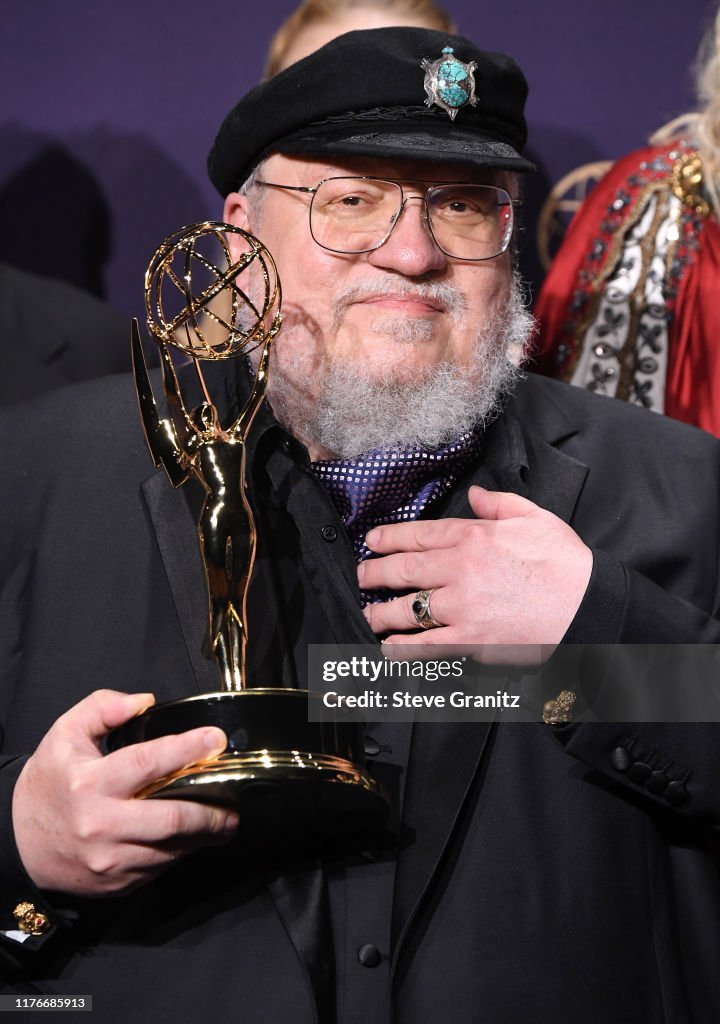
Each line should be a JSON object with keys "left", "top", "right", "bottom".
{"left": 11, "top": 689, "right": 239, "bottom": 897}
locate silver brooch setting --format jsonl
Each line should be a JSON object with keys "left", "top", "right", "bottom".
{"left": 421, "top": 46, "right": 478, "bottom": 120}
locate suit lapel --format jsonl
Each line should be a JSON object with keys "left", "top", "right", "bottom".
{"left": 436, "top": 400, "right": 589, "bottom": 528}
{"left": 268, "top": 868, "right": 335, "bottom": 1024}
{"left": 511, "top": 375, "right": 590, "bottom": 525}
{"left": 391, "top": 716, "right": 496, "bottom": 969}
{"left": 140, "top": 472, "right": 218, "bottom": 694}
{"left": 521, "top": 429, "right": 588, "bottom": 526}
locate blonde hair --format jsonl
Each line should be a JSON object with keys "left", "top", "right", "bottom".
{"left": 264, "top": 0, "right": 456, "bottom": 78}
{"left": 650, "top": 7, "right": 720, "bottom": 212}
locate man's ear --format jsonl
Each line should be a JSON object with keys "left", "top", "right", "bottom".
{"left": 223, "top": 192, "right": 253, "bottom": 259}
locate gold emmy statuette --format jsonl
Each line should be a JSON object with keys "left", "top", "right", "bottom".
{"left": 106, "top": 222, "right": 388, "bottom": 837}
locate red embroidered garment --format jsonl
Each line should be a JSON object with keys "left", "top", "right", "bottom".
{"left": 534, "top": 141, "right": 720, "bottom": 436}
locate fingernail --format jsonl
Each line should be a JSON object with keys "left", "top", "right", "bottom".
{"left": 365, "top": 528, "right": 378, "bottom": 549}
{"left": 134, "top": 693, "right": 156, "bottom": 714}
{"left": 223, "top": 812, "right": 240, "bottom": 831}
{"left": 202, "top": 728, "right": 227, "bottom": 754}
{"left": 357, "top": 562, "right": 366, "bottom": 583}
{"left": 128, "top": 692, "right": 155, "bottom": 707}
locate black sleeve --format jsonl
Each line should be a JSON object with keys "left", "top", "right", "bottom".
{"left": 565, "top": 549, "right": 720, "bottom": 646}
{"left": 0, "top": 756, "right": 78, "bottom": 974}
{"left": 549, "top": 549, "right": 720, "bottom": 822}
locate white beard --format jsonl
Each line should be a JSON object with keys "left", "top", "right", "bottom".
{"left": 263, "top": 275, "right": 535, "bottom": 459}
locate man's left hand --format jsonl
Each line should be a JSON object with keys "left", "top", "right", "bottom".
{"left": 359, "top": 485, "right": 593, "bottom": 650}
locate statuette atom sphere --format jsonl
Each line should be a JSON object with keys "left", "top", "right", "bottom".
{"left": 144, "top": 221, "right": 282, "bottom": 361}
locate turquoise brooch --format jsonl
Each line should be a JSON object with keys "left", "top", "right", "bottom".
{"left": 421, "top": 46, "right": 478, "bottom": 120}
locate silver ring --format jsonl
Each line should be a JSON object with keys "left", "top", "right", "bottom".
{"left": 412, "top": 590, "right": 441, "bottom": 630}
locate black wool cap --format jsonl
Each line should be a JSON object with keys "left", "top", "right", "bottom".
{"left": 207, "top": 27, "right": 533, "bottom": 196}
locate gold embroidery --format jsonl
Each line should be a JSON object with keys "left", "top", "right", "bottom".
{"left": 671, "top": 151, "right": 710, "bottom": 218}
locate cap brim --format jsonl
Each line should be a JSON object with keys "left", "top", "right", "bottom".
{"left": 269, "top": 120, "right": 536, "bottom": 174}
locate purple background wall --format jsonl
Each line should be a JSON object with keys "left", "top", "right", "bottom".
{"left": 1, "top": 0, "right": 715, "bottom": 315}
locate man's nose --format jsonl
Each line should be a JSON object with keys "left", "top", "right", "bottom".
{"left": 366, "top": 196, "right": 447, "bottom": 276}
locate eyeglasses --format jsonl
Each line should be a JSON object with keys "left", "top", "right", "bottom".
{"left": 255, "top": 176, "right": 520, "bottom": 261}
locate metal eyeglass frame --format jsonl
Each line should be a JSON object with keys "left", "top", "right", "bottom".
{"left": 255, "top": 176, "right": 522, "bottom": 261}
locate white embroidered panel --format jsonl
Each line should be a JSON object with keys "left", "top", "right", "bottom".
{"left": 569, "top": 190, "right": 683, "bottom": 413}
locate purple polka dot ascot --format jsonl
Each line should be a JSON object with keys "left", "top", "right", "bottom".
{"left": 311, "top": 430, "right": 482, "bottom": 606}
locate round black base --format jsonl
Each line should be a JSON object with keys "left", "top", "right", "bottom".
{"left": 106, "top": 689, "right": 389, "bottom": 836}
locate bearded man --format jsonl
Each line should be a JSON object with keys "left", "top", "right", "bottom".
{"left": 1, "top": 28, "right": 720, "bottom": 1024}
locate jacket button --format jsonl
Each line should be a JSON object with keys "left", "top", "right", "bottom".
{"left": 364, "top": 735, "right": 381, "bottom": 756}
{"left": 357, "top": 944, "right": 382, "bottom": 967}
{"left": 629, "top": 761, "right": 652, "bottom": 784}
{"left": 610, "top": 746, "right": 631, "bottom": 772}
{"left": 321, "top": 525, "right": 338, "bottom": 542}
{"left": 645, "top": 769, "right": 668, "bottom": 795}
{"left": 664, "top": 781, "right": 688, "bottom": 807}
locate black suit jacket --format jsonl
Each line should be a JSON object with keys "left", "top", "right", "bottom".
{"left": 1, "top": 370, "right": 720, "bottom": 1023}
{"left": 0, "top": 262, "right": 131, "bottom": 405}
